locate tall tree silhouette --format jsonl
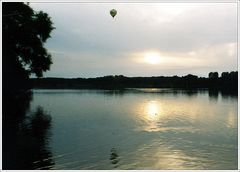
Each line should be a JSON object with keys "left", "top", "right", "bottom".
{"left": 3, "top": 2, "right": 54, "bottom": 94}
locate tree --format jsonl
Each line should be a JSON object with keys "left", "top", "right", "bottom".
{"left": 208, "top": 72, "right": 218, "bottom": 79}
{"left": 3, "top": 2, "right": 54, "bottom": 93}
{"left": 221, "top": 72, "right": 229, "bottom": 78}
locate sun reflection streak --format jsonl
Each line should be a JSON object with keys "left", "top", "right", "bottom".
{"left": 134, "top": 97, "right": 202, "bottom": 132}
{"left": 146, "top": 101, "right": 161, "bottom": 118}
{"left": 139, "top": 100, "right": 164, "bottom": 132}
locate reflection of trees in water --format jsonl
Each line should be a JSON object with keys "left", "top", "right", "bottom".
{"left": 3, "top": 92, "right": 54, "bottom": 169}
{"left": 110, "top": 148, "right": 120, "bottom": 168}
{"left": 104, "top": 90, "right": 125, "bottom": 97}
{"left": 22, "top": 106, "right": 54, "bottom": 169}
{"left": 208, "top": 90, "right": 237, "bottom": 102}
{"left": 208, "top": 90, "right": 219, "bottom": 102}
{"left": 221, "top": 90, "right": 238, "bottom": 100}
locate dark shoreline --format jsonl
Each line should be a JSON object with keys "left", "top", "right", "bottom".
{"left": 30, "top": 73, "right": 238, "bottom": 94}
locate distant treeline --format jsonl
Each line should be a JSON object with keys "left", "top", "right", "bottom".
{"left": 31, "top": 71, "right": 237, "bottom": 91}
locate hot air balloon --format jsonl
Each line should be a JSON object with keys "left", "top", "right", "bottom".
{"left": 110, "top": 9, "right": 117, "bottom": 18}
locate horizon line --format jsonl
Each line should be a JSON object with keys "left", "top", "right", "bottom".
{"left": 30, "top": 71, "right": 238, "bottom": 79}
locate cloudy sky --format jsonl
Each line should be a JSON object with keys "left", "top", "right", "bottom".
{"left": 31, "top": 3, "right": 237, "bottom": 78}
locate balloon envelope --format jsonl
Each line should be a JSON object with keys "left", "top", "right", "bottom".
{"left": 110, "top": 9, "right": 117, "bottom": 18}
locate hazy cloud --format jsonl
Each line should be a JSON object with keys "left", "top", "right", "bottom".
{"left": 30, "top": 3, "right": 237, "bottom": 78}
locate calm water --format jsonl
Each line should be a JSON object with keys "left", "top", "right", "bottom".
{"left": 3, "top": 89, "right": 238, "bottom": 169}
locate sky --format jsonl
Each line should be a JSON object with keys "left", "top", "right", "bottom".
{"left": 30, "top": 3, "right": 237, "bottom": 78}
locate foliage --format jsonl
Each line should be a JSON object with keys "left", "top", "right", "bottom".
{"left": 208, "top": 72, "right": 219, "bottom": 79}
{"left": 3, "top": 2, "right": 54, "bottom": 92}
{"left": 32, "top": 71, "right": 238, "bottom": 92}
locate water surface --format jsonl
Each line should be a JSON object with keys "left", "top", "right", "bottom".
{"left": 4, "top": 89, "right": 238, "bottom": 169}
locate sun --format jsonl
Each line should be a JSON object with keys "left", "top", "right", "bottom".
{"left": 144, "top": 53, "right": 161, "bottom": 64}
